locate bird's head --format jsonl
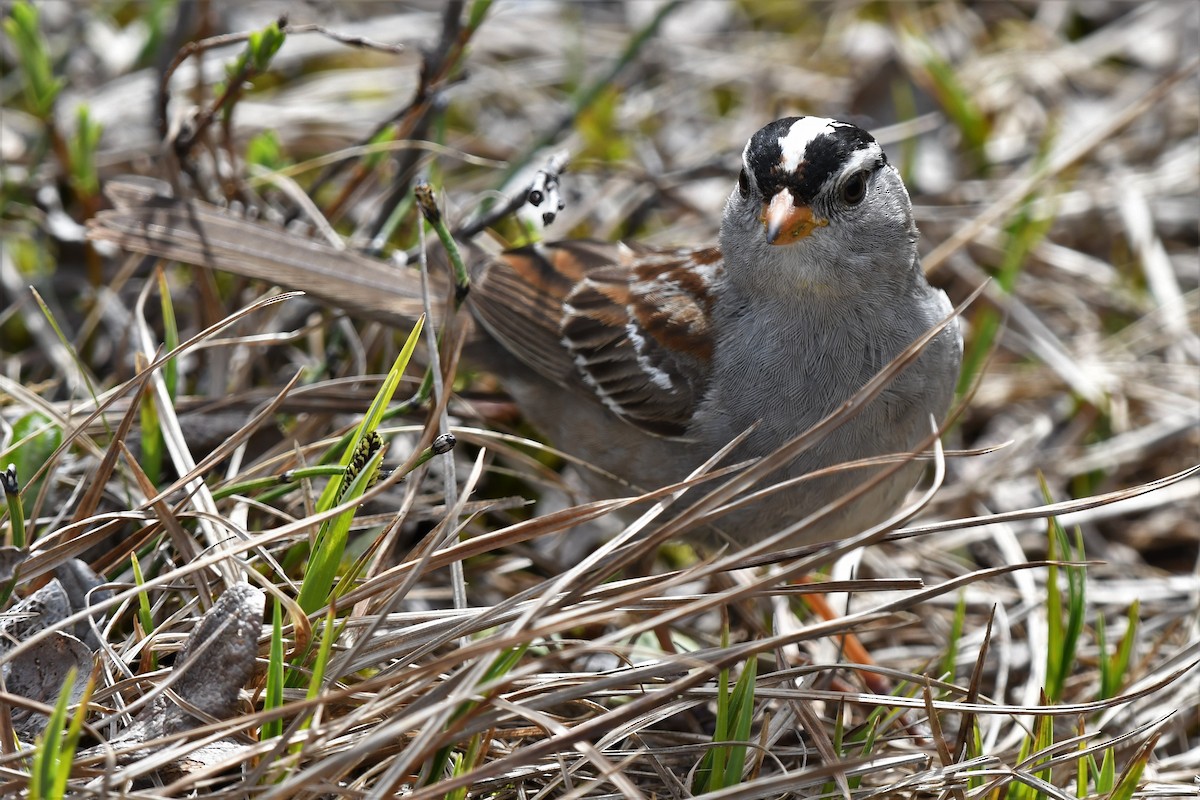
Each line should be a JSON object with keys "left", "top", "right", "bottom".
{"left": 721, "top": 116, "right": 919, "bottom": 296}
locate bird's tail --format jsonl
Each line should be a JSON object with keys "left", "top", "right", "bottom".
{"left": 87, "top": 178, "right": 441, "bottom": 326}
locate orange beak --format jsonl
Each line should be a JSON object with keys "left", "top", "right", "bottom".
{"left": 762, "top": 191, "right": 827, "bottom": 245}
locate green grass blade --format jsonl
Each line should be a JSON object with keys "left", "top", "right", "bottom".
{"left": 1104, "top": 600, "right": 1140, "bottom": 700}
{"left": 49, "top": 670, "right": 93, "bottom": 800}
{"left": 67, "top": 104, "right": 101, "bottom": 198}
{"left": 287, "top": 607, "right": 341, "bottom": 755}
{"left": 906, "top": 30, "right": 989, "bottom": 175}
{"left": 940, "top": 590, "right": 967, "bottom": 681}
{"left": 313, "top": 316, "right": 424, "bottom": 514}
{"left": 305, "top": 608, "right": 338, "bottom": 698}
{"left": 156, "top": 268, "right": 180, "bottom": 401}
{"left": 137, "top": 361, "right": 163, "bottom": 486}
{"left": 1041, "top": 476, "right": 1086, "bottom": 703}
{"left": 262, "top": 598, "right": 285, "bottom": 741}
{"left": 296, "top": 446, "right": 386, "bottom": 615}
{"left": 3, "top": 1, "right": 64, "bottom": 118}
{"left": 297, "top": 317, "right": 424, "bottom": 615}
{"left": 1094, "top": 746, "right": 1116, "bottom": 793}
{"left": 967, "top": 718, "right": 984, "bottom": 792}
{"left": 130, "top": 552, "right": 157, "bottom": 671}
{"left": 30, "top": 289, "right": 103, "bottom": 419}
{"left": 956, "top": 134, "right": 1055, "bottom": 396}
{"left": 720, "top": 655, "right": 757, "bottom": 787}
{"left": 29, "top": 667, "right": 77, "bottom": 800}
{"left": 1074, "top": 717, "right": 1088, "bottom": 799}
{"left": 1031, "top": 709, "right": 1055, "bottom": 795}
{"left": 1108, "top": 735, "right": 1155, "bottom": 800}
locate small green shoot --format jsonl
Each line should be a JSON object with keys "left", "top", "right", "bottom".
{"left": 246, "top": 130, "right": 289, "bottom": 172}
{"left": 134, "top": 269, "right": 180, "bottom": 485}
{"left": 246, "top": 20, "right": 287, "bottom": 72}
{"left": 156, "top": 269, "right": 180, "bottom": 401}
{"left": 287, "top": 606, "right": 340, "bottom": 752}
{"left": 29, "top": 667, "right": 92, "bottom": 800}
{"left": 221, "top": 18, "right": 286, "bottom": 96}
{"left": 305, "top": 608, "right": 338, "bottom": 698}
{"left": 1094, "top": 745, "right": 1117, "bottom": 794}
{"left": 444, "top": 728, "right": 489, "bottom": 800}
{"left": 3, "top": 1, "right": 64, "bottom": 119}
{"left": 844, "top": 711, "right": 880, "bottom": 790}
{"left": 1042, "top": 476, "right": 1086, "bottom": 703}
{"left": 939, "top": 589, "right": 968, "bottom": 682}
{"left": 693, "top": 650, "right": 757, "bottom": 793}
{"left": 199, "top": 18, "right": 287, "bottom": 141}
{"left": 966, "top": 718, "right": 985, "bottom": 792}
{"left": 130, "top": 552, "right": 157, "bottom": 671}
{"left": 1107, "top": 737, "right": 1154, "bottom": 800}
{"left": 1097, "top": 600, "right": 1139, "bottom": 700}
{"left": 820, "top": 700, "right": 849, "bottom": 797}
{"left": 1009, "top": 692, "right": 1055, "bottom": 800}
{"left": 1072, "top": 717, "right": 1088, "bottom": 799}
{"left": 137, "top": 356, "right": 163, "bottom": 486}
{"left": 67, "top": 104, "right": 102, "bottom": 199}
{"left": 262, "top": 598, "right": 285, "bottom": 741}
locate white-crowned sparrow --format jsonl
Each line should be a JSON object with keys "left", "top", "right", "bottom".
{"left": 89, "top": 116, "right": 962, "bottom": 548}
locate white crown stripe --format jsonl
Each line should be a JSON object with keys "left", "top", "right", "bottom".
{"left": 777, "top": 117, "right": 839, "bottom": 173}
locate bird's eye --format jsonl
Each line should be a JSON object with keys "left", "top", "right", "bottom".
{"left": 738, "top": 168, "right": 750, "bottom": 197}
{"left": 841, "top": 172, "right": 867, "bottom": 206}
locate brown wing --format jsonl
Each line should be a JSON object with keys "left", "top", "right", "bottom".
{"left": 471, "top": 241, "right": 722, "bottom": 438}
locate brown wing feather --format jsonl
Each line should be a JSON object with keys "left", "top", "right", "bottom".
{"left": 471, "top": 241, "right": 722, "bottom": 439}
{"left": 469, "top": 241, "right": 605, "bottom": 381}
